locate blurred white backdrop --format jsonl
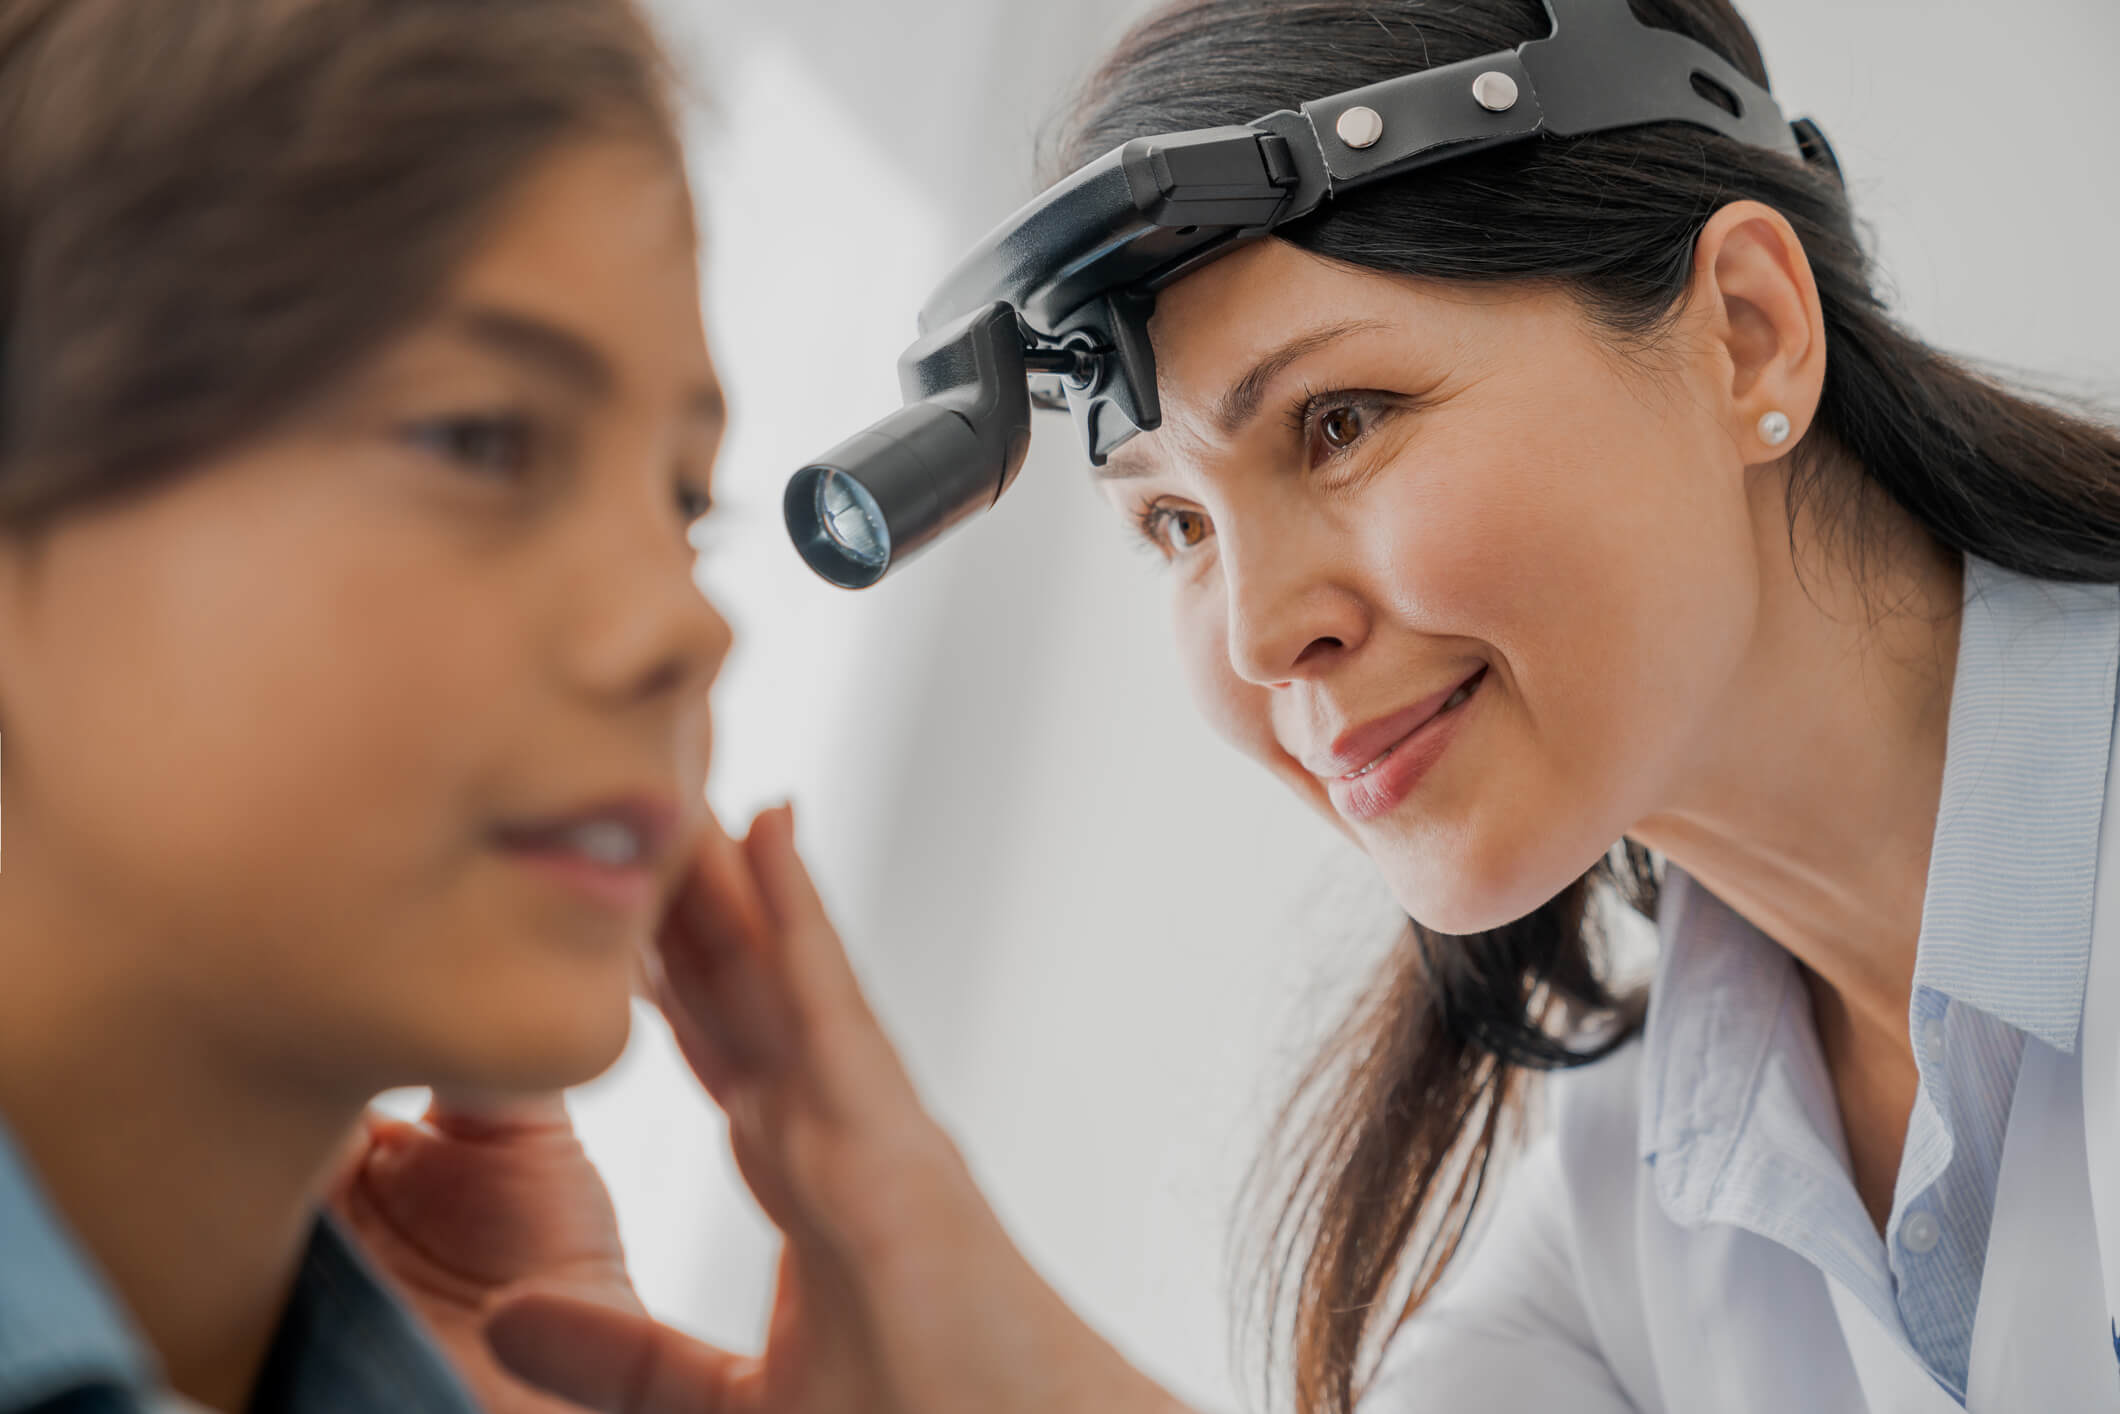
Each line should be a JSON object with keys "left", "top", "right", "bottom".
{"left": 544, "top": 2, "right": 2120, "bottom": 1409}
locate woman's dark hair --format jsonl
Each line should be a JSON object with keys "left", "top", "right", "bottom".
{"left": 0, "top": 0, "right": 685, "bottom": 533}
{"left": 1053, "top": 3, "right": 2120, "bottom": 1413}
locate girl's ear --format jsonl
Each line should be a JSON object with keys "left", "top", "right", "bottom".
{"left": 1686, "top": 199, "right": 1829, "bottom": 464}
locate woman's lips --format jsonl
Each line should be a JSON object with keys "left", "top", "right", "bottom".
{"left": 1321, "top": 666, "right": 1488, "bottom": 821}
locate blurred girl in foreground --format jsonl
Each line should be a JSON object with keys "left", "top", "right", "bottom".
{"left": 0, "top": 1, "right": 735, "bottom": 1408}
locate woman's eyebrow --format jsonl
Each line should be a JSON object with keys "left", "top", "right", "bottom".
{"left": 1092, "top": 317, "right": 1394, "bottom": 482}
{"left": 1211, "top": 317, "right": 1391, "bottom": 437}
{"left": 1094, "top": 445, "right": 1155, "bottom": 483}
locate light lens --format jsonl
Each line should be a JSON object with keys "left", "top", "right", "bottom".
{"left": 816, "top": 470, "right": 888, "bottom": 571}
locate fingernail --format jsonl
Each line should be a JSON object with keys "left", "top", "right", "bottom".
{"left": 363, "top": 1127, "right": 413, "bottom": 1176}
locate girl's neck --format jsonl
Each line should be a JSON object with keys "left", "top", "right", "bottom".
{"left": 0, "top": 852, "right": 365, "bottom": 1412}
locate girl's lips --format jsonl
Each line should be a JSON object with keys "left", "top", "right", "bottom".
{"left": 495, "top": 841, "right": 662, "bottom": 919}
{"left": 1325, "top": 667, "right": 1488, "bottom": 821}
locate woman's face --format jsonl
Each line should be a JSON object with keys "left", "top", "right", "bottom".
{"left": 0, "top": 139, "right": 729, "bottom": 1096}
{"left": 1101, "top": 238, "right": 1768, "bottom": 934}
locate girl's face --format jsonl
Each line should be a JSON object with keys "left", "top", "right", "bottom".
{"left": 1101, "top": 238, "right": 1774, "bottom": 934}
{"left": 0, "top": 140, "right": 729, "bottom": 1096}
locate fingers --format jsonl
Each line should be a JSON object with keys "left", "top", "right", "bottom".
{"left": 322, "top": 1108, "right": 400, "bottom": 1212}
{"left": 423, "top": 1090, "right": 573, "bottom": 1141}
{"left": 649, "top": 966, "right": 746, "bottom": 1105}
{"left": 630, "top": 918, "right": 668, "bottom": 1004}
{"left": 665, "top": 800, "right": 772, "bottom": 969}
{"left": 654, "top": 803, "right": 795, "bottom": 1083}
{"left": 343, "top": 1092, "right": 634, "bottom": 1298}
{"left": 740, "top": 805, "right": 899, "bottom": 1070}
{"left": 740, "top": 803, "right": 858, "bottom": 1019}
{"left": 486, "top": 1292, "right": 750, "bottom": 1414}
{"left": 663, "top": 799, "right": 922, "bottom": 1140}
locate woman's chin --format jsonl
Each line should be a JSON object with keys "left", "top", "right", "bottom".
{"left": 1383, "top": 849, "right": 1585, "bottom": 938}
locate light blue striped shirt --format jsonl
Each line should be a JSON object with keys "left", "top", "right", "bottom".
{"left": 1639, "top": 554, "right": 2119, "bottom": 1403}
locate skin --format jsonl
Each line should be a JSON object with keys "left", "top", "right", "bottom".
{"left": 0, "top": 136, "right": 731, "bottom": 1410}
{"left": 461, "top": 200, "right": 1960, "bottom": 1413}
{"left": 1096, "top": 206, "right": 1955, "bottom": 1229}
{"left": 14, "top": 174, "right": 1940, "bottom": 1410}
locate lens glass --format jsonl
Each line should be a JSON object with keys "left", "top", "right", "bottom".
{"left": 816, "top": 470, "right": 888, "bottom": 570}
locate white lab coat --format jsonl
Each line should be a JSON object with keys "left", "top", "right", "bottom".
{"left": 1358, "top": 755, "right": 2120, "bottom": 1411}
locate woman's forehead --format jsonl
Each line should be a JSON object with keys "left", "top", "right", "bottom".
{"left": 1105, "top": 254, "right": 1586, "bottom": 484}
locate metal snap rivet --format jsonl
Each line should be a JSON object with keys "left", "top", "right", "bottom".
{"left": 1336, "top": 105, "right": 1385, "bottom": 149}
{"left": 1472, "top": 71, "right": 1520, "bottom": 113}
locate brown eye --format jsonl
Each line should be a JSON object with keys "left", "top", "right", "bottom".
{"left": 1166, "top": 509, "right": 1210, "bottom": 550}
{"left": 1318, "top": 404, "right": 1364, "bottom": 451}
{"left": 408, "top": 413, "right": 537, "bottom": 478}
{"left": 1132, "top": 503, "right": 1215, "bottom": 561}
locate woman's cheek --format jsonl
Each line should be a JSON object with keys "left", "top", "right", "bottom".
{"left": 1173, "top": 586, "right": 1272, "bottom": 761}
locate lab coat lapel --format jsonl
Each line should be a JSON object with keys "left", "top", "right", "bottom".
{"left": 1809, "top": 708, "right": 2120, "bottom": 1414}
{"left": 1825, "top": 1275, "right": 1962, "bottom": 1414}
{"left": 1962, "top": 1033, "right": 2115, "bottom": 1410}
{"left": 2079, "top": 726, "right": 2120, "bottom": 1406}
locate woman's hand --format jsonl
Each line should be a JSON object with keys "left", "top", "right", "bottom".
{"left": 482, "top": 804, "right": 1191, "bottom": 1414}
{"left": 329, "top": 1092, "right": 646, "bottom": 1414}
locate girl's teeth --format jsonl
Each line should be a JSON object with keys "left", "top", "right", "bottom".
{"left": 565, "top": 820, "right": 642, "bottom": 866}
{"left": 1441, "top": 681, "right": 1472, "bottom": 712}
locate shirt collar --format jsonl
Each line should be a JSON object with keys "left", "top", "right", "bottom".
{"left": 0, "top": 1110, "right": 479, "bottom": 1414}
{"left": 246, "top": 1212, "right": 483, "bottom": 1414}
{"left": 1635, "top": 554, "right": 2120, "bottom": 1206}
{"left": 0, "top": 1113, "right": 159, "bottom": 1409}
{"left": 1913, "top": 554, "right": 2120, "bottom": 1052}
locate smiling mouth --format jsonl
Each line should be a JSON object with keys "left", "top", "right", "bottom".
{"left": 1341, "top": 667, "right": 1488, "bottom": 780}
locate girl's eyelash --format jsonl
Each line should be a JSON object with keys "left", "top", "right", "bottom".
{"left": 407, "top": 410, "right": 538, "bottom": 475}
{"left": 407, "top": 410, "right": 716, "bottom": 527}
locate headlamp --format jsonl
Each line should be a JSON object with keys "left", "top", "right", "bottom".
{"left": 785, "top": 0, "right": 1836, "bottom": 588}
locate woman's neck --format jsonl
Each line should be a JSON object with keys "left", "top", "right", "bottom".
{"left": 1630, "top": 463, "right": 1964, "bottom": 1057}
{"left": 0, "top": 850, "right": 365, "bottom": 1412}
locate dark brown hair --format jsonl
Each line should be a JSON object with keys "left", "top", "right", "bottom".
{"left": 0, "top": 0, "right": 684, "bottom": 534}
{"left": 1052, "top": 3, "right": 2120, "bottom": 1413}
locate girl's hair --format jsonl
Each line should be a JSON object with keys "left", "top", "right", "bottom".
{"left": 0, "top": 0, "right": 683, "bottom": 535}
{"left": 1052, "top": 3, "right": 2120, "bottom": 1412}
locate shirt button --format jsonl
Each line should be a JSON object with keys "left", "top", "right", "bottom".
{"left": 1902, "top": 1211, "right": 1943, "bottom": 1255}
{"left": 1921, "top": 1018, "right": 1946, "bottom": 1053}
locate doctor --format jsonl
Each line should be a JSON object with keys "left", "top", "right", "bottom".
{"left": 387, "top": 0, "right": 2120, "bottom": 1410}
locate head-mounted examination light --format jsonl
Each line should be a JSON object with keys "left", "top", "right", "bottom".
{"left": 785, "top": 0, "right": 1838, "bottom": 588}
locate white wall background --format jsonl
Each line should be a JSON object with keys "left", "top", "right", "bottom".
{"left": 555, "top": 3, "right": 2120, "bottom": 1410}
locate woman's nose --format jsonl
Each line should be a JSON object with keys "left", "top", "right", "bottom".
{"left": 1220, "top": 521, "right": 1369, "bottom": 687}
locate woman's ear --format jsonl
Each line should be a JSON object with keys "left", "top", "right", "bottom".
{"left": 1686, "top": 199, "right": 1828, "bottom": 463}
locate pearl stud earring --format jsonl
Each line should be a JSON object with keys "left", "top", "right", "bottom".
{"left": 1758, "top": 410, "right": 1792, "bottom": 448}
